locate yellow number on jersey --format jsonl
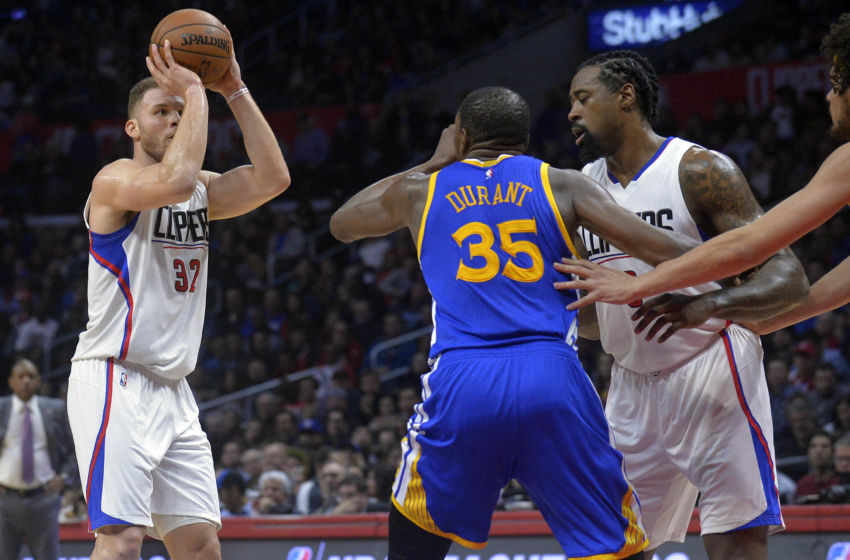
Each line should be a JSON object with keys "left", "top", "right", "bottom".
{"left": 452, "top": 219, "right": 544, "bottom": 283}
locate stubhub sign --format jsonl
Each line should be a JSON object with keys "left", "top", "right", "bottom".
{"left": 587, "top": 1, "right": 741, "bottom": 51}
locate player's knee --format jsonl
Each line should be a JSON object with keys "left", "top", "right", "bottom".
{"left": 92, "top": 526, "right": 145, "bottom": 560}
{"left": 180, "top": 537, "right": 221, "bottom": 560}
{"left": 165, "top": 527, "right": 221, "bottom": 560}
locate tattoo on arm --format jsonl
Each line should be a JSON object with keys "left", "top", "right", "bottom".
{"left": 679, "top": 148, "right": 808, "bottom": 318}
{"left": 679, "top": 148, "right": 764, "bottom": 235}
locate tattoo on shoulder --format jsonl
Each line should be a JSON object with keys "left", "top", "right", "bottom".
{"left": 680, "top": 148, "right": 763, "bottom": 233}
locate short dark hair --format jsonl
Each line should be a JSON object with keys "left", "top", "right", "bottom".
{"left": 577, "top": 50, "right": 659, "bottom": 122}
{"left": 128, "top": 77, "right": 159, "bottom": 119}
{"left": 458, "top": 86, "right": 530, "bottom": 148}
{"left": 219, "top": 470, "right": 247, "bottom": 492}
{"left": 339, "top": 473, "right": 368, "bottom": 494}
{"left": 822, "top": 13, "right": 850, "bottom": 95}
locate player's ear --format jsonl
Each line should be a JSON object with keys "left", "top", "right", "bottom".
{"left": 125, "top": 119, "right": 141, "bottom": 140}
{"left": 619, "top": 83, "right": 637, "bottom": 112}
{"left": 457, "top": 127, "right": 472, "bottom": 157}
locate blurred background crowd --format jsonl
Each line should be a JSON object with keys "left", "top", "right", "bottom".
{"left": 2, "top": 0, "right": 850, "bottom": 521}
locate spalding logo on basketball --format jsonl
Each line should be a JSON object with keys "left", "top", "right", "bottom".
{"left": 151, "top": 9, "right": 233, "bottom": 85}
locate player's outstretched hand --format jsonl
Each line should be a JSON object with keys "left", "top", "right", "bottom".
{"left": 428, "top": 124, "right": 458, "bottom": 170}
{"left": 207, "top": 27, "right": 243, "bottom": 96}
{"left": 146, "top": 40, "right": 202, "bottom": 97}
{"left": 553, "top": 258, "right": 640, "bottom": 310}
{"left": 630, "top": 293, "right": 714, "bottom": 342}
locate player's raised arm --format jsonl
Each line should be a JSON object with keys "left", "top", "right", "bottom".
{"left": 330, "top": 125, "right": 458, "bottom": 242}
{"left": 202, "top": 47, "right": 291, "bottom": 220}
{"left": 90, "top": 41, "right": 208, "bottom": 225}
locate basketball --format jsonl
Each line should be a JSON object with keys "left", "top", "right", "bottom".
{"left": 150, "top": 9, "right": 233, "bottom": 85}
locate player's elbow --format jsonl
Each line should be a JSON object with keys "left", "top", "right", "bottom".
{"left": 271, "top": 167, "right": 291, "bottom": 195}
{"left": 329, "top": 212, "right": 356, "bottom": 243}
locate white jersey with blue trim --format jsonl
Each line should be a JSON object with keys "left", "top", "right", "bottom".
{"left": 578, "top": 137, "right": 728, "bottom": 374}
{"left": 72, "top": 182, "right": 210, "bottom": 379}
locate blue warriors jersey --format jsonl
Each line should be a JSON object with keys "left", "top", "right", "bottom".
{"left": 417, "top": 154, "right": 579, "bottom": 358}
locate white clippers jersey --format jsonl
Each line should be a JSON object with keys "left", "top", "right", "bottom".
{"left": 578, "top": 137, "right": 728, "bottom": 374}
{"left": 72, "top": 182, "right": 210, "bottom": 379}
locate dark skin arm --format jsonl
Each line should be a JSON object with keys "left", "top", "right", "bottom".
{"left": 329, "top": 126, "right": 457, "bottom": 243}
{"left": 631, "top": 147, "right": 808, "bottom": 342}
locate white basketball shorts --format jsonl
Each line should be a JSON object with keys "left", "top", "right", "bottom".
{"left": 605, "top": 325, "right": 784, "bottom": 548}
{"left": 68, "top": 358, "right": 221, "bottom": 539}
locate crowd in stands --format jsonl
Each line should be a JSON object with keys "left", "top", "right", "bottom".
{"left": 2, "top": 0, "right": 850, "bottom": 520}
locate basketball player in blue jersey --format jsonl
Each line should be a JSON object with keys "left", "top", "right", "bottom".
{"left": 559, "top": 14, "right": 850, "bottom": 341}
{"left": 67, "top": 41, "right": 290, "bottom": 560}
{"left": 553, "top": 51, "right": 807, "bottom": 560}
{"left": 331, "top": 86, "right": 711, "bottom": 560}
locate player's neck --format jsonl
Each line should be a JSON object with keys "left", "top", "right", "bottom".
{"left": 605, "top": 127, "right": 667, "bottom": 186}
{"left": 464, "top": 146, "right": 524, "bottom": 161}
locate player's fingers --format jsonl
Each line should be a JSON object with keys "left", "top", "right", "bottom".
{"left": 633, "top": 311, "right": 659, "bottom": 334}
{"left": 565, "top": 292, "right": 596, "bottom": 310}
{"left": 145, "top": 56, "right": 157, "bottom": 76}
{"left": 645, "top": 315, "right": 673, "bottom": 341}
{"left": 554, "top": 278, "right": 589, "bottom": 292}
{"left": 150, "top": 42, "right": 165, "bottom": 67}
{"left": 553, "top": 259, "right": 591, "bottom": 277}
{"left": 162, "top": 39, "right": 176, "bottom": 66}
{"left": 657, "top": 321, "right": 683, "bottom": 343}
{"left": 631, "top": 293, "right": 673, "bottom": 319}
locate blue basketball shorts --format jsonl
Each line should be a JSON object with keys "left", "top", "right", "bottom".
{"left": 391, "top": 342, "right": 647, "bottom": 558}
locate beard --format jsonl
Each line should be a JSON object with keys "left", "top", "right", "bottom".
{"left": 830, "top": 118, "right": 850, "bottom": 142}
{"left": 829, "top": 95, "right": 850, "bottom": 142}
{"left": 577, "top": 129, "right": 607, "bottom": 164}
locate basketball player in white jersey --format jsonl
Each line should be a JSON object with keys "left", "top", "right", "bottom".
{"left": 556, "top": 51, "right": 808, "bottom": 560}
{"left": 68, "top": 40, "right": 290, "bottom": 559}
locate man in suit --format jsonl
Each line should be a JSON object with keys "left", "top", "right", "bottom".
{"left": 0, "top": 358, "right": 77, "bottom": 560}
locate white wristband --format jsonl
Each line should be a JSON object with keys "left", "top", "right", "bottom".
{"left": 226, "top": 87, "right": 249, "bottom": 104}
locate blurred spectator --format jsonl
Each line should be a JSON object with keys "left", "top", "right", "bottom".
{"left": 810, "top": 363, "right": 848, "bottom": 427}
{"left": 829, "top": 396, "right": 850, "bottom": 441}
{"left": 262, "top": 442, "right": 288, "bottom": 472}
{"left": 766, "top": 357, "right": 797, "bottom": 434}
{"left": 295, "top": 458, "right": 346, "bottom": 514}
{"left": 272, "top": 410, "right": 300, "bottom": 446}
{"left": 795, "top": 432, "right": 840, "bottom": 504}
{"left": 296, "top": 418, "right": 326, "bottom": 454}
{"left": 12, "top": 301, "right": 58, "bottom": 358}
{"left": 327, "top": 473, "right": 370, "bottom": 514}
{"left": 775, "top": 395, "right": 818, "bottom": 477}
{"left": 217, "top": 441, "right": 243, "bottom": 477}
{"left": 282, "top": 447, "right": 311, "bottom": 496}
{"left": 219, "top": 470, "right": 254, "bottom": 517}
{"left": 790, "top": 340, "right": 819, "bottom": 392}
{"left": 240, "top": 448, "right": 264, "bottom": 491}
{"left": 254, "top": 470, "right": 294, "bottom": 515}
{"left": 325, "top": 408, "right": 351, "bottom": 447}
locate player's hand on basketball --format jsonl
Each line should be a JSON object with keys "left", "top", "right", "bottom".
{"left": 631, "top": 293, "right": 714, "bottom": 342}
{"left": 429, "top": 124, "right": 458, "bottom": 169}
{"left": 207, "top": 28, "right": 243, "bottom": 96}
{"left": 147, "top": 40, "right": 202, "bottom": 95}
{"left": 553, "top": 258, "right": 640, "bottom": 310}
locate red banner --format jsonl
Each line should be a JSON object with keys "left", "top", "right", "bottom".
{"left": 660, "top": 60, "right": 831, "bottom": 127}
